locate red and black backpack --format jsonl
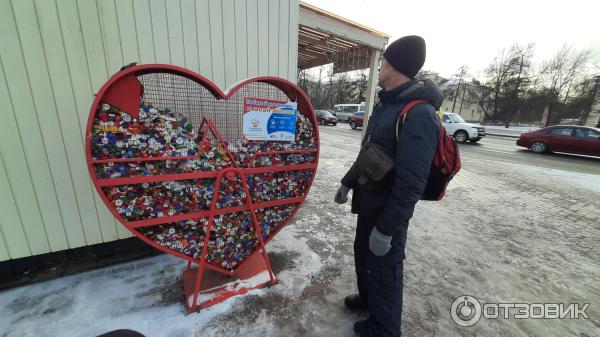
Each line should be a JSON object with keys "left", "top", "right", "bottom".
{"left": 396, "top": 100, "right": 461, "bottom": 201}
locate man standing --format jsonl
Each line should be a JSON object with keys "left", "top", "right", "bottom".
{"left": 334, "top": 36, "right": 442, "bottom": 337}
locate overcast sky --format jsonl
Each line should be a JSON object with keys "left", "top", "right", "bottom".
{"left": 303, "top": 0, "right": 600, "bottom": 79}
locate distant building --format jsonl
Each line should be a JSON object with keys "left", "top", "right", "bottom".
{"left": 585, "top": 106, "right": 600, "bottom": 127}
{"left": 584, "top": 86, "right": 600, "bottom": 127}
{"left": 439, "top": 80, "right": 491, "bottom": 123}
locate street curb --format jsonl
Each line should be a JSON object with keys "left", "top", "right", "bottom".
{"left": 486, "top": 133, "right": 520, "bottom": 139}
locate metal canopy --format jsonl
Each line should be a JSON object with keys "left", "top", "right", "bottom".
{"left": 297, "top": 2, "right": 390, "bottom": 140}
{"left": 298, "top": 24, "right": 370, "bottom": 73}
{"left": 298, "top": 2, "right": 389, "bottom": 73}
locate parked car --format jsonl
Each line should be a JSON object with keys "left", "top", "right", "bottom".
{"left": 516, "top": 125, "right": 600, "bottom": 156}
{"left": 315, "top": 110, "right": 338, "bottom": 126}
{"left": 348, "top": 111, "right": 364, "bottom": 129}
{"left": 442, "top": 112, "right": 486, "bottom": 143}
{"left": 334, "top": 103, "right": 364, "bottom": 122}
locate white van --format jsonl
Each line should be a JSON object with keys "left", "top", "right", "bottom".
{"left": 334, "top": 103, "right": 365, "bottom": 122}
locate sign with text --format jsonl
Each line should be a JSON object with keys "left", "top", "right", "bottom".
{"left": 243, "top": 97, "right": 297, "bottom": 141}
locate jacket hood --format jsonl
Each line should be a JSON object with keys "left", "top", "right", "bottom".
{"left": 378, "top": 79, "right": 443, "bottom": 109}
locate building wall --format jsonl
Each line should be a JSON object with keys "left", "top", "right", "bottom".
{"left": 440, "top": 83, "right": 488, "bottom": 123}
{"left": 0, "top": 0, "right": 299, "bottom": 261}
{"left": 585, "top": 111, "right": 600, "bottom": 127}
{"left": 440, "top": 99, "right": 485, "bottom": 123}
{"left": 584, "top": 96, "right": 600, "bottom": 127}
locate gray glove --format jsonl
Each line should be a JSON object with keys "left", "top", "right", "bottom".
{"left": 334, "top": 184, "right": 351, "bottom": 204}
{"left": 369, "top": 227, "right": 392, "bottom": 256}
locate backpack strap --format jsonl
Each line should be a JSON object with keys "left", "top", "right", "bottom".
{"left": 395, "top": 100, "right": 428, "bottom": 140}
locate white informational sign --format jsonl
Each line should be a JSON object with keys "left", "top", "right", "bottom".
{"left": 243, "top": 97, "right": 297, "bottom": 141}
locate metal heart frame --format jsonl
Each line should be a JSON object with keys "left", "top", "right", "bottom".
{"left": 85, "top": 64, "right": 320, "bottom": 311}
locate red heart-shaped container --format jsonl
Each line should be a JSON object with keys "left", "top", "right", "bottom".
{"left": 85, "top": 64, "right": 319, "bottom": 311}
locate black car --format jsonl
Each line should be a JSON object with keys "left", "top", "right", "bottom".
{"left": 316, "top": 110, "right": 338, "bottom": 126}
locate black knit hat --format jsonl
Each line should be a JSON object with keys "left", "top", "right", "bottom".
{"left": 383, "top": 35, "right": 426, "bottom": 79}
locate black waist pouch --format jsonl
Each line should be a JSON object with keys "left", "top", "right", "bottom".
{"left": 342, "top": 143, "right": 395, "bottom": 191}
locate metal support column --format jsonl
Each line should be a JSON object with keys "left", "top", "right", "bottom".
{"left": 361, "top": 48, "right": 381, "bottom": 142}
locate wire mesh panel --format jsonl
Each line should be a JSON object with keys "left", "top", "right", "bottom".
{"left": 139, "top": 73, "right": 289, "bottom": 142}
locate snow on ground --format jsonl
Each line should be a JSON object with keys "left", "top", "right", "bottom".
{"left": 508, "top": 162, "right": 600, "bottom": 194}
{"left": 472, "top": 124, "right": 540, "bottom": 137}
{"left": 481, "top": 125, "right": 541, "bottom": 133}
{"left": 1, "top": 126, "right": 599, "bottom": 337}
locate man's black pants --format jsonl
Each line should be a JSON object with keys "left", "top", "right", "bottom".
{"left": 354, "top": 214, "right": 408, "bottom": 337}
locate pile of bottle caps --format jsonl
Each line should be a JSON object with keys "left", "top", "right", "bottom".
{"left": 138, "top": 205, "right": 295, "bottom": 270}
{"left": 247, "top": 170, "right": 313, "bottom": 203}
{"left": 103, "top": 179, "right": 214, "bottom": 221}
{"left": 91, "top": 103, "right": 316, "bottom": 174}
{"left": 216, "top": 175, "right": 247, "bottom": 209}
{"left": 93, "top": 139, "right": 233, "bottom": 179}
{"left": 91, "top": 100, "right": 315, "bottom": 268}
{"left": 91, "top": 101, "right": 197, "bottom": 160}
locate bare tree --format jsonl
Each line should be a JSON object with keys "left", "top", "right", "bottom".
{"left": 470, "top": 78, "right": 491, "bottom": 119}
{"left": 451, "top": 65, "right": 469, "bottom": 113}
{"left": 541, "top": 45, "right": 592, "bottom": 100}
{"left": 349, "top": 69, "right": 368, "bottom": 103}
{"left": 503, "top": 44, "right": 534, "bottom": 126}
{"left": 415, "top": 70, "right": 443, "bottom": 84}
{"left": 539, "top": 45, "right": 592, "bottom": 124}
{"left": 485, "top": 44, "right": 530, "bottom": 120}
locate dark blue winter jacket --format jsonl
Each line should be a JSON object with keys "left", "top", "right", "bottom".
{"left": 342, "top": 79, "right": 442, "bottom": 236}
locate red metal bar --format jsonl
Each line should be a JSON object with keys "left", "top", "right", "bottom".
{"left": 126, "top": 196, "right": 306, "bottom": 229}
{"left": 236, "top": 170, "right": 277, "bottom": 283}
{"left": 252, "top": 197, "right": 305, "bottom": 209}
{"left": 95, "top": 163, "right": 317, "bottom": 186}
{"left": 240, "top": 163, "right": 316, "bottom": 175}
{"left": 204, "top": 119, "right": 240, "bottom": 169}
{"left": 249, "top": 149, "right": 318, "bottom": 164}
{"left": 90, "top": 155, "right": 201, "bottom": 164}
{"left": 187, "top": 165, "right": 285, "bottom": 307}
{"left": 97, "top": 171, "right": 218, "bottom": 186}
{"left": 191, "top": 167, "right": 226, "bottom": 307}
{"left": 198, "top": 118, "right": 211, "bottom": 143}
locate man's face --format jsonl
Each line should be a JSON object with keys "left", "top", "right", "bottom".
{"left": 377, "top": 58, "right": 393, "bottom": 88}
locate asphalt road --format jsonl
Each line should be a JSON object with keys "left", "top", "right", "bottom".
{"left": 319, "top": 123, "right": 600, "bottom": 175}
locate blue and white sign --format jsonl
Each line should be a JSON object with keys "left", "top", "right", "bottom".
{"left": 243, "top": 98, "right": 297, "bottom": 141}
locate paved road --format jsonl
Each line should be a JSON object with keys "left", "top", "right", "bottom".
{"left": 319, "top": 123, "right": 600, "bottom": 175}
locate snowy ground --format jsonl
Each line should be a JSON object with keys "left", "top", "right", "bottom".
{"left": 481, "top": 125, "right": 541, "bottom": 132}
{"left": 1, "top": 126, "right": 599, "bottom": 337}
{"left": 474, "top": 124, "right": 540, "bottom": 137}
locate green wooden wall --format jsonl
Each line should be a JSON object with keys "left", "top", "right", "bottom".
{"left": 0, "top": 0, "right": 299, "bottom": 261}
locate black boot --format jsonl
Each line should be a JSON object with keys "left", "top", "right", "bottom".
{"left": 344, "top": 293, "right": 368, "bottom": 311}
{"left": 353, "top": 320, "right": 375, "bottom": 337}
